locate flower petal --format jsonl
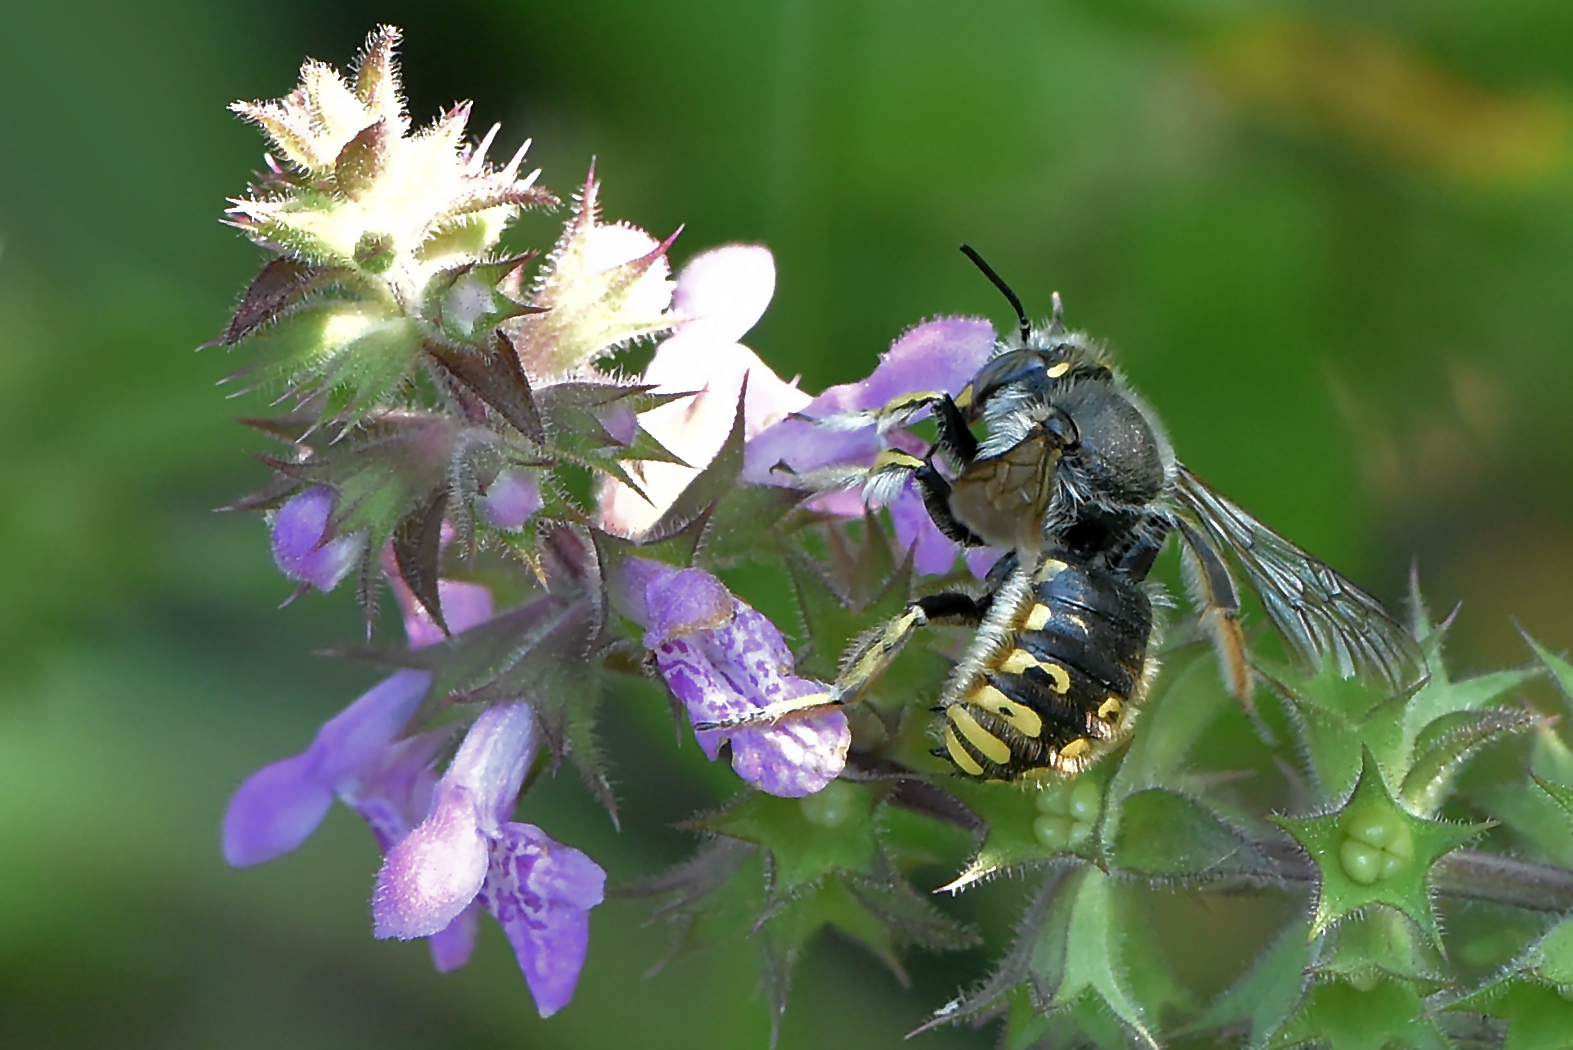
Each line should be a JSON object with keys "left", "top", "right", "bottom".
{"left": 222, "top": 753, "right": 333, "bottom": 867}
{"left": 741, "top": 316, "right": 995, "bottom": 485}
{"left": 308, "top": 670, "right": 434, "bottom": 784}
{"left": 481, "top": 470, "right": 544, "bottom": 532}
{"left": 373, "top": 780, "right": 490, "bottom": 939}
{"left": 633, "top": 560, "right": 734, "bottom": 647}
{"left": 888, "top": 481, "right": 961, "bottom": 576}
{"left": 340, "top": 729, "right": 452, "bottom": 852}
{"left": 652, "top": 608, "right": 849, "bottom": 796}
{"left": 441, "top": 701, "right": 537, "bottom": 833}
{"left": 672, "top": 244, "right": 775, "bottom": 345}
{"left": 480, "top": 822, "right": 606, "bottom": 1017}
{"left": 601, "top": 339, "right": 808, "bottom": 535}
{"left": 222, "top": 669, "right": 433, "bottom": 866}
{"left": 270, "top": 486, "right": 367, "bottom": 591}
{"left": 428, "top": 903, "right": 480, "bottom": 974}
{"left": 371, "top": 701, "right": 539, "bottom": 938}
{"left": 400, "top": 580, "right": 496, "bottom": 650}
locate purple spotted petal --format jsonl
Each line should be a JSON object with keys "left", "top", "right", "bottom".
{"left": 270, "top": 486, "right": 368, "bottom": 592}
{"left": 372, "top": 702, "right": 538, "bottom": 939}
{"left": 428, "top": 902, "right": 481, "bottom": 974}
{"left": 222, "top": 669, "right": 432, "bottom": 866}
{"left": 479, "top": 822, "right": 606, "bottom": 1018}
{"left": 652, "top": 606, "right": 849, "bottom": 798}
{"left": 626, "top": 560, "right": 733, "bottom": 646}
{"left": 482, "top": 470, "right": 545, "bottom": 531}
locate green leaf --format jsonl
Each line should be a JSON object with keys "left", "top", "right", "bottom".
{"left": 921, "top": 864, "right": 1159, "bottom": 1048}
{"left": 1523, "top": 629, "right": 1573, "bottom": 710}
{"left": 1265, "top": 976, "right": 1451, "bottom": 1050}
{"left": 391, "top": 486, "right": 450, "bottom": 632}
{"left": 425, "top": 333, "right": 545, "bottom": 441}
{"left": 1401, "top": 707, "right": 1534, "bottom": 816}
{"left": 1533, "top": 773, "right": 1573, "bottom": 822}
{"left": 1027, "top": 865, "right": 1160, "bottom": 1049}
{"left": 1273, "top": 746, "right": 1488, "bottom": 946}
{"left": 641, "top": 387, "right": 746, "bottom": 538}
{"left": 941, "top": 769, "right": 1112, "bottom": 892}
{"left": 688, "top": 784, "right": 881, "bottom": 892}
{"left": 510, "top": 170, "right": 677, "bottom": 375}
{"left": 1113, "top": 787, "right": 1270, "bottom": 878}
{"left": 695, "top": 485, "right": 807, "bottom": 567}
{"left": 1402, "top": 667, "right": 1538, "bottom": 763}
{"left": 1107, "top": 646, "right": 1224, "bottom": 798}
{"left": 617, "top": 838, "right": 762, "bottom": 972}
{"left": 211, "top": 257, "right": 344, "bottom": 346}
{"left": 1448, "top": 918, "right": 1573, "bottom": 1050}
{"left": 1316, "top": 909, "right": 1448, "bottom": 994}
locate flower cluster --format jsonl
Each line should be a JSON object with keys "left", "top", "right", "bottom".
{"left": 219, "top": 26, "right": 1002, "bottom": 1017}
{"left": 217, "top": 28, "right": 1573, "bottom": 1050}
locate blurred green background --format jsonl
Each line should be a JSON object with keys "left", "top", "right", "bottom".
{"left": 4, "top": 1, "right": 1573, "bottom": 1046}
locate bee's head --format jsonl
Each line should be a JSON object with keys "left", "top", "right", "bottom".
{"left": 955, "top": 245, "right": 1110, "bottom": 417}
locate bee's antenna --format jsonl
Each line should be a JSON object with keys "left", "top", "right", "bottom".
{"left": 959, "top": 244, "right": 1031, "bottom": 345}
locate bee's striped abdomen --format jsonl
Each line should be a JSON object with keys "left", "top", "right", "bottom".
{"left": 943, "top": 555, "right": 1153, "bottom": 779}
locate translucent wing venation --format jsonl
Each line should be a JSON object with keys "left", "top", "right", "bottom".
{"left": 1171, "top": 464, "right": 1424, "bottom": 692}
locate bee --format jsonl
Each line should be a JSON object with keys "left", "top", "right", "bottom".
{"left": 699, "top": 247, "right": 1424, "bottom": 780}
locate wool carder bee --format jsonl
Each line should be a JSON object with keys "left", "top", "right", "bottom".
{"left": 699, "top": 248, "right": 1424, "bottom": 780}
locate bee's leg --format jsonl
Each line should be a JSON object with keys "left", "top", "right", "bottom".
{"left": 1110, "top": 518, "right": 1172, "bottom": 578}
{"left": 795, "top": 390, "right": 958, "bottom": 436}
{"left": 913, "top": 462, "right": 988, "bottom": 547}
{"left": 1173, "top": 518, "right": 1252, "bottom": 705}
{"left": 691, "top": 591, "right": 988, "bottom": 732}
{"left": 929, "top": 393, "right": 978, "bottom": 466}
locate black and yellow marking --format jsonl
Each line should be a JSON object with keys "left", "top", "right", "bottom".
{"left": 1046, "top": 361, "right": 1071, "bottom": 378}
{"left": 943, "top": 727, "right": 985, "bottom": 775}
{"left": 881, "top": 390, "right": 946, "bottom": 414}
{"left": 965, "top": 683, "right": 1044, "bottom": 737}
{"left": 1058, "top": 738, "right": 1091, "bottom": 760}
{"left": 945, "top": 705, "right": 1012, "bottom": 765}
{"left": 932, "top": 551, "right": 1155, "bottom": 780}
{"left": 1034, "top": 558, "right": 1069, "bottom": 582}
{"left": 872, "top": 448, "right": 926, "bottom": 473}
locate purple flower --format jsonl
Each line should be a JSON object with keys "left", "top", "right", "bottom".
{"left": 270, "top": 486, "right": 370, "bottom": 591}
{"left": 614, "top": 557, "right": 849, "bottom": 797}
{"left": 743, "top": 317, "right": 999, "bottom": 576}
{"left": 373, "top": 701, "right": 606, "bottom": 1017}
{"left": 599, "top": 245, "right": 812, "bottom": 536}
{"left": 225, "top": 575, "right": 606, "bottom": 1011}
{"left": 223, "top": 572, "right": 496, "bottom": 866}
{"left": 481, "top": 469, "right": 545, "bottom": 532}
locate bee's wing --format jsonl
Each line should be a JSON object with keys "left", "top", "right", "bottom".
{"left": 1171, "top": 464, "right": 1425, "bottom": 692}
